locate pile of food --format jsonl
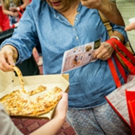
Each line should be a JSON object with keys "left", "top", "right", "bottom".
{"left": 0, "top": 66, "right": 63, "bottom": 116}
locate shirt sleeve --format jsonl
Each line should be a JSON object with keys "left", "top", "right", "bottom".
{"left": 110, "top": 22, "right": 128, "bottom": 43}
{"left": 0, "top": 104, "right": 24, "bottom": 135}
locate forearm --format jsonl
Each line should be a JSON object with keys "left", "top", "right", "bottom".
{"left": 81, "top": 0, "right": 125, "bottom": 26}
{"left": 30, "top": 93, "right": 68, "bottom": 135}
{"left": 98, "top": 0, "right": 125, "bottom": 26}
{"left": 110, "top": 31, "right": 125, "bottom": 43}
{"left": 30, "top": 117, "right": 65, "bottom": 135}
{"left": 2, "top": 8, "right": 13, "bottom": 16}
{"left": 1, "top": 0, "right": 13, "bottom": 16}
{"left": 20, "top": 0, "right": 30, "bottom": 9}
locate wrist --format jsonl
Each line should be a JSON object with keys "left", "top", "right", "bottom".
{"left": 10, "top": 11, "right": 14, "bottom": 16}
{"left": 16, "top": 6, "right": 24, "bottom": 12}
{"left": 106, "top": 38, "right": 121, "bottom": 49}
{"left": 2, "top": 45, "right": 18, "bottom": 58}
{"left": 110, "top": 36, "right": 120, "bottom": 41}
{"left": 53, "top": 112, "right": 66, "bottom": 122}
{"left": 54, "top": 115, "right": 65, "bottom": 123}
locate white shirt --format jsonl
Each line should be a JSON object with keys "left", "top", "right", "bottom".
{"left": 0, "top": 104, "right": 23, "bottom": 135}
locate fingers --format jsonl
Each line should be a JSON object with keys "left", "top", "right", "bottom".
{"left": 0, "top": 57, "right": 10, "bottom": 72}
{"left": 93, "top": 42, "right": 114, "bottom": 60}
{"left": 9, "top": 7, "right": 18, "bottom": 12}
{"left": 0, "top": 46, "right": 17, "bottom": 72}
{"left": 54, "top": 92, "right": 68, "bottom": 119}
{"left": 58, "top": 92, "right": 68, "bottom": 109}
{"left": 60, "top": 92, "right": 68, "bottom": 104}
{"left": 0, "top": 55, "right": 13, "bottom": 72}
{"left": 125, "top": 21, "right": 135, "bottom": 31}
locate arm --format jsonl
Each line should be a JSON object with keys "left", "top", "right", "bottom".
{"left": 0, "top": 92, "right": 68, "bottom": 135}
{"left": 93, "top": 18, "right": 127, "bottom": 60}
{"left": 1, "top": 0, "right": 18, "bottom": 17}
{"left": 80, "top": 0, "right": 125, "bottom": 26}
{"left": 30, "top": 93, "right": 68, "bottom": 135}
{"left": 20, "top": 0, "right": 30, "bottom": 9}
{"left": 0, "top": 5, "right": 39, "bottom": 72}
{"left": 1, "top": 0, "right": 30, "bottom": 17}
{"left": 93, "top": 31, "right": 125, "bottom": 60}
{"left": 10, "top": 0, "right": 31, "bottom": 13}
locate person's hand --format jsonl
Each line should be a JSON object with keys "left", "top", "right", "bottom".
{"left": 0, "top": 45, "right": 18, "bottom": 72}
{"left": 9, "top": 7, "right": 19, "bottom": 17}
{"left": 93, "top": 42, "right": 114, "bottom": 60}
{"left": 30, "top": 92, "right": 68, "bottom": 135}
{"left": 125, "top": 21, "right": 135, "bottom": 31}
{"left": 9, "top": 7, "right": 19, "bottom": 12}
{"left": 80, "top": 0, "right": 102, "bottom": 9}
{"left": 53, "top": 92, "right": 68, "bottom": 120}
{"left": 10, "top": 11, "right": 19, "bottom": 17}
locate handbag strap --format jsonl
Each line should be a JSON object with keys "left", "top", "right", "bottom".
{"left": 113, "top": 54, "right": 127, "bottom": 82}
{"left": 108, "top": 53, "right": 127, "bottom": 87}
{"left": 98, "top": 11, "right": 113, "bottom": 37}
{"left": 18, "top": 11, "right": 22, "bottom": 18}
{"left": 107, "top": 38, "right": 135, "bottom": 87}
{"left": 106, "top": 38, "right": 135, "bottom": 75}
{"left": 108, "top": 57, "right": 122, "bottom": 87}
{"left": 107, "top": 38, "right": 135, "bottom": 64}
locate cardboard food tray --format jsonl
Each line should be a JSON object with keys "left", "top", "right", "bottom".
{"left": 0, "top": 70, "right": 69, "bottom": 119}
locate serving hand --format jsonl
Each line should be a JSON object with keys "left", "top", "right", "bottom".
{"left": 0, "top": 45, "right": 18, "bottom": 72}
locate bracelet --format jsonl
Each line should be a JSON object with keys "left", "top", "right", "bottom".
{"left": 110, "top": 36, "right": 120, "bottom": 41}
{"left": 16, "top": 7, "right": 20, "bottom": 11}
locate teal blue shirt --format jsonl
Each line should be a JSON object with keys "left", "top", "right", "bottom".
{"left": 1, "top": 0, "right": 127, "bottom": 109}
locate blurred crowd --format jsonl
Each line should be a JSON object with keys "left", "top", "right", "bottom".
{"left": 0, "top": 0, "right": 43, "bottom": 66}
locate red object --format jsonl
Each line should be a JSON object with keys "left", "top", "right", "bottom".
{"left": 0, "top": 6, "right": 10, "bottom": 31}
{"left": 12, "top": 24, "right": 15, "bottom": 28}
{"left": 19, "top": 6, "right": 24, "bottom": 13}
{"left": 11, "top": 7, "right": 23, "bottom": 28}
{"left": 106, "top": 38, "right": 135, "bottom": 134}
{"left": 18, "top": 11, "right": 23, "bottom": 18}
{"left": 126, "top": 90, "right": 135, "bottom": 135}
